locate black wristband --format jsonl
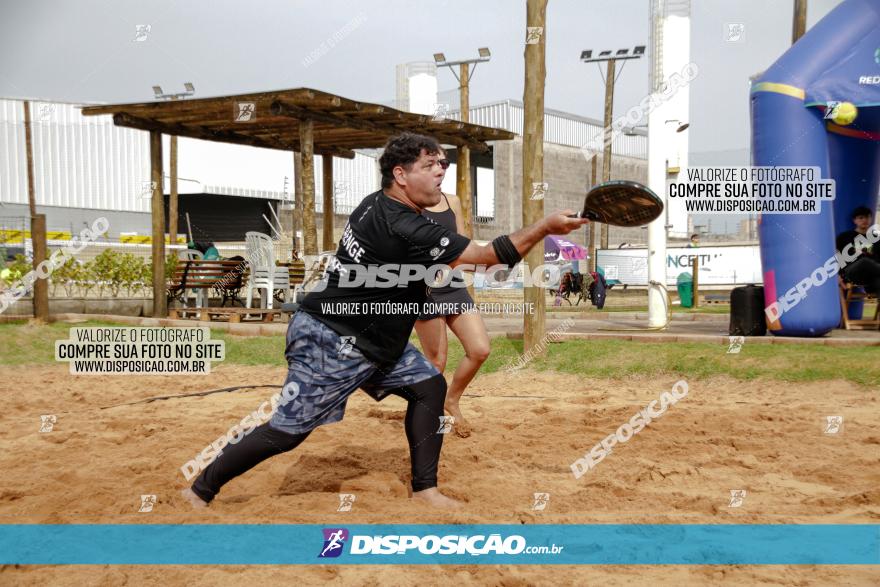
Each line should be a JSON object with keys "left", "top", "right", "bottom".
{"left": 491, "top": 235, "right": 522, "bottom": 267}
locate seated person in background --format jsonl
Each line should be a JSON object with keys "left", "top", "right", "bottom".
{"left": 189, "top": 240, "right": 221, "bottom": 260}
{"left": 836, "top": 206, "right": 880, "bottom": 293}
{"left": 204, "top": 244, "right": 221, "bottom": 260}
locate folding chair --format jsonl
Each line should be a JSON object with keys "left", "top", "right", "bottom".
{"left": 839, "top": 282, "right": 880, "bottom": 330}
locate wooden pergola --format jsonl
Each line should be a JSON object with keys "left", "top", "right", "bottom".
{"left": 81, "top": 88, "right": 514, "bottom": 317}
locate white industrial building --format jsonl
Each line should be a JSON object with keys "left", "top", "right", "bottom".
{"left": 0, "top": 93, "right": 647, "bottom": 245}
{"left": 0, "top": 98, "right": 379, "bottom": 242}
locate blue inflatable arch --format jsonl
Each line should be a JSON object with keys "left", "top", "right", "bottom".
{"left": 751, "top": 0, "right": 880, "bottom": 336}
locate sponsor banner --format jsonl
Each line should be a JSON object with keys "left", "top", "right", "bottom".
{"left": 0, "top": 524, "right": 877, "bottom": 564}
{"left": 597, "top": 246, "right": 763, "bottom": 286}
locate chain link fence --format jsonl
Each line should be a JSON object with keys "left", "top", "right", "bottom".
{"left": 1, "top": 216, "right": 297, "bottom": 300}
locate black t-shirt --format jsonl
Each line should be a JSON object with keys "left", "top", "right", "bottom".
{"left": 300, "top": 190, "right": 471, "bottom": 368}
{"left": 836, "top": 230, "right": 877, "bottom": 274}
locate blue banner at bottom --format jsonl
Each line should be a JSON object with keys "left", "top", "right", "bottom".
{"left": 0, "top": 524, "right": 877, "bottom": 565}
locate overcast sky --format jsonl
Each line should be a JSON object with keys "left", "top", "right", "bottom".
{"left": 1, "top": 0, "right": 841, "bottom": 160}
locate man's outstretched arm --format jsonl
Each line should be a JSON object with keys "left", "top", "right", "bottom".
{"left": 451, "top": 210, "right": 588, "bottom": 268}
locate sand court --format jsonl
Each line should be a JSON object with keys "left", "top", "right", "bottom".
{"left": 1, "top": 362, "right": 877, "bottom": 585}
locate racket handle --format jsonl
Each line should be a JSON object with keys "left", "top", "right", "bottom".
{"left": 568, "top": 211, "right": 599, "bottom": 221}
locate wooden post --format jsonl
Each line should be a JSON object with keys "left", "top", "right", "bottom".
{"left": 149, "top": 131, "right": 167, "bottom": 318}
{"left": 30, "top": 214, "right": 49, "bottom": 321}
{"left": 24, "top": 102, "right": 37, "bottom": 218}
{"left": 792, "top": 0, "right": 807, "bottom": 43}
{"left": 293, "top": 151, "right": 304, "bottom": 254}
{"left": 692, "top": 255, "right": 700, "bottom": 308}
{"left": 601, "top": 58, "right": 616, "bottom": 250}
{"left": 23, "top": 101, "right": 49, "bottom": 322}
{"left": 169, "top": 135, "right": 179, "bottom": 245}
{"left": 299, "top": 120, "right": 318, "bottom": 255}
{"left": 322, "top": 155, "right": 335, "bottom": 251}
{"left": 588, "top": 155, "right": 598, "bottom": 272}
{"left": 457, "top": 63, "right": 473, "bottom": 239}
{"left": 523, "top": 0, "right": 547, "bottom": 355}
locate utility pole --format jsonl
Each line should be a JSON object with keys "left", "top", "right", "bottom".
{"left": 588, "top": 155, "right": 598, "bottom": 271}
{"left": 433, "top": 47, "right": 491, "bottom": 239}
{"left": 293, "top": 151, "right": 303, "bottom": 255}
{"left": 300, "top": 119, "right": 318, "bottom": 255}
{"left": 522, "top": 0, "right": 548, "bottom": 355}
{"left": 601, "top": 58, "right": 615, "bottom": 249}
{"left": 170, "top": 136, "right": 178, "bottom": 244}
{"left": 152, "top": 84, "right": 194, "bottom": 247}
{"left": 581, "top": 46, "right": 645, "bottom": 250}
{"left": 458, "top": 63, "right": 472, "bottom": 238}
{"left": 23, "top": 101, "right": 49, "bottom": 322}
{"left": 792, "top": 0, "right": 807, "bottom": 43}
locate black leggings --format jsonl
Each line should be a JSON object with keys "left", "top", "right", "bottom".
{"left": 190, "top": 373, "right": 448, "bottom": 503}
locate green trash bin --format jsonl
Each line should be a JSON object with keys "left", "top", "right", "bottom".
{"left": 677, "top": 272, "right": 694, "bottom": 308}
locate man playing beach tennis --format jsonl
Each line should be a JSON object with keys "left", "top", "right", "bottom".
{"left": 182, "top": 132, "right": 588, "bottom": 509}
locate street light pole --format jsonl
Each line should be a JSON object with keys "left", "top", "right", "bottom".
{"left": 433, "top": 48, "right": 491, "bottom": 240}
{"left": 581, "top": 46, "right": 644, "bottom": 251}
{"left": 601, "top": 58, "right": 616, "bottom": 249}
{"left": 458, "top": 62, "right": 472, "bottom": 238}
{"left": 152, "top": 83, "right": 194, "bottom": 247}
{"left": 792, "top": 0, "right": 807, "bottom": 43}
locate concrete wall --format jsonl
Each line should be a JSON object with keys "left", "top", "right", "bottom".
{"left": 479, "top": 138, "right": 648, "bottom": 248}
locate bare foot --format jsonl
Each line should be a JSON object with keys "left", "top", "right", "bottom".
{"left": 180, "top": 487, "right": 208, "bottom": 509}
{"left": 444, "top": 400, "right": 471, "bottom": 438}
{"left": 412, "top": 487, "right": 462, "bottom": 509}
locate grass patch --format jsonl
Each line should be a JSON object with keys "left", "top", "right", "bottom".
{"left": 1, "top": 320, "right": 877, "bottom": 385}
{"left": 437, "top": 336, "right": 879, "bottom": 385}
{"left": 597, "top": 305, "right": 731, "bottom": 315}
{"left": 0, "top": 320, "right": 121, "bottom": 366}
{"left": 0, "top": 320, "right": 286, "bottom": 367}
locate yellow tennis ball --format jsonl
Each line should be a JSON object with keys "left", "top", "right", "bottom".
{"left": 832, "top": 102, "right": 858, "bottom": 126}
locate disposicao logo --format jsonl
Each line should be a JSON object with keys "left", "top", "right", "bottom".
{"left": 318, "top": 528, "right": 349, "bottom": 558}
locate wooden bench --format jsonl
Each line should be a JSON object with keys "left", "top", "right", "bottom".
{"left": 288, "top": 260, "right": 306, "bottom": 288}
{"left": 167, "top": 259, "right": 248, "bottom": 308}
{"left": 169, "top": 306, "right": 285, "bottom": 323}
{"left": 272, "top": 260, "right": 307, "bottom": 303}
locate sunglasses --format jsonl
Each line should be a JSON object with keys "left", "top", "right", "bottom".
{"left": 437, "top": 158, "right": 450, "bottom": 170}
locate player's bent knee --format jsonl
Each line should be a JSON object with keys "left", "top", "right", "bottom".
{"left": 469, "top": 344, "right": 490, "bottom": 364}
{"left": 410, "top": 373, "right": 447, "bottom": 405}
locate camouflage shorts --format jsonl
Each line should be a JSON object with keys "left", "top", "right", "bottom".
{"left": 270, "top": 311, "right": 440, "bottom": 435}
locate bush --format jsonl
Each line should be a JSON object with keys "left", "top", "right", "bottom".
{"left": 4, "top": 247, "right": 176, "bottom": 299}
{"left": 117, "top": 252, "right": 149, "bottom": 296}
{"left": 90, "top": 249, "right": 122, "bottom": 296}
{"left": 1, "top": 254, "right": 30, "bottom": 287}
{"left": 49, "top": 255, "right": 82, "bottom": 296}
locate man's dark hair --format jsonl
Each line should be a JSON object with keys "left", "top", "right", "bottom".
{"left": 379, "top": 133, "right": 441, "bottom": 189}
{"left": 691, "top": 233, "right": 699, "bottom": 240}
{"left": 852, "top": 206, "right": 873, "bottom": 219}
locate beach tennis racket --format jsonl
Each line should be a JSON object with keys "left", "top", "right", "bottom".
{"left": 570, "top": 180, "right": 663, "bottom": 227}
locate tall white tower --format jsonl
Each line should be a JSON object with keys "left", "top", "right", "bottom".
{"left": 647, "top": 0, "right": 692, "bottom": 327}
{"left": 395, "top": 62, "right": 439, "bottom": 115}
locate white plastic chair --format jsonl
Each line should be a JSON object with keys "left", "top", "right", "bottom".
{"left": 176, "top": 249, "right": 207, "bottom": 312}
{"left": 245, "top": 231, "right": 290, "bottom": 309}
